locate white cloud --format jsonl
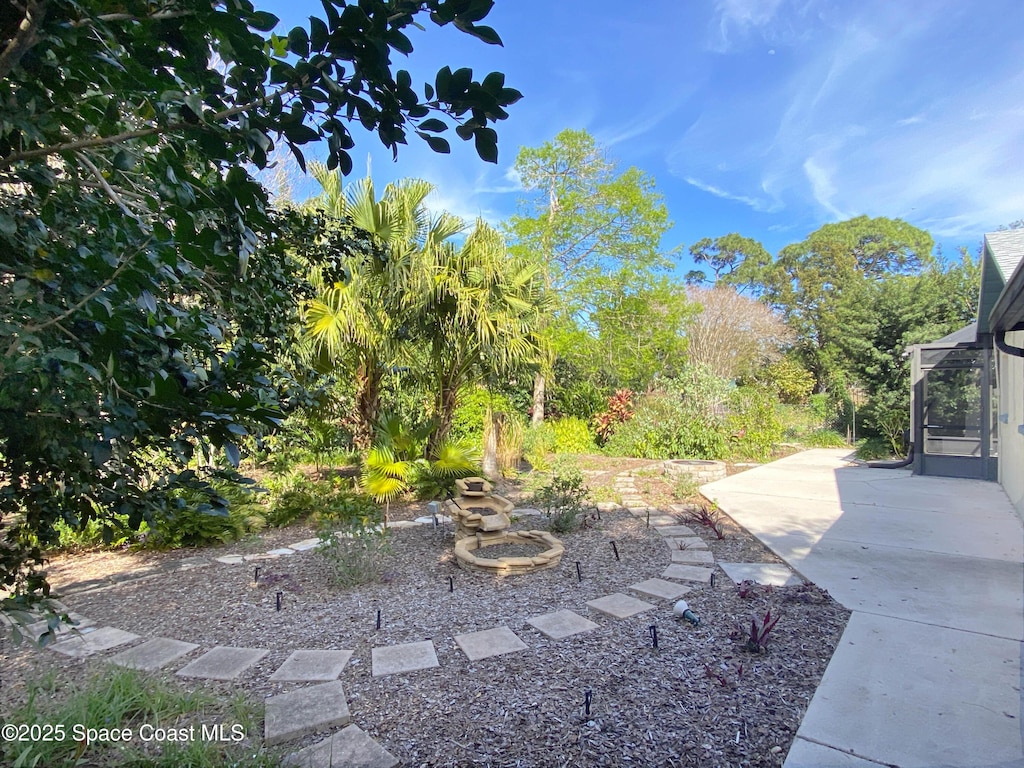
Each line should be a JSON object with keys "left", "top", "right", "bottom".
{"left": 685, "top": 176, "right": 782, "bottom": 213}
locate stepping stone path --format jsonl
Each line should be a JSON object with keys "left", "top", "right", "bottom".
{"left": 528, "top": 609, "right": 599, "bottom": 640}
{"left": 371, "top": 640, "right": 439, "bottom": 677}
{"left": 264, "top": 681, "right": 351, "bottom": 746}
{"left": 454, "top": 626, "right": 528, "bottom": 661}
{"left": 587, "top": 593, "right": 656, "bottom": 619}
{"left": 176, "top": 646, "right": 268, "bottom": 680}
{"left": 110, "top": 637, "right": 198, "bottom": 671}
{"left": 41, "top": 465, "right": 738, "bottom": 762}
{"left": 270, "top": 649, "right": 353, "bottom": 682}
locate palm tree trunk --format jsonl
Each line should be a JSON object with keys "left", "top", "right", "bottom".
{"left": 531, "top": 371, "right": 545, "bottom": 425}
{"left": 354, "top": 363, "right": 382, "bottom": 450}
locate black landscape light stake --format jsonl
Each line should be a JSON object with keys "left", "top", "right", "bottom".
{"left": 584, "top": 689, "right": 593, "bottom": 718}
{"left": 649, "top": 624, "right": 659, "bottom": 649}
{"left": 646, "top": 510, "right": 650, "bottom": 528}
{"left": 253, "top": 567, "right": 260, "bottom": 585}
{"left": 275, "top": 591, "right": 282, "bottom": 611}
{"left": 610, "top": 541, "right": 620, "bottom": 561}
{"left": 448, "top": 575, "right": 454, "bottom": 593}
{"left": 710, "top": 572, "right": 716, "bottom": 587}
{"left": 376, "top": 609, "right": 382, "bottom": 630}
{"left": 575, "top": 561, "right": 583, "bottom": 582}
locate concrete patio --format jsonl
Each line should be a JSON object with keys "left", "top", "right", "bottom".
{"left": 702, "top": 448, "right": 1024, "bottom": 768}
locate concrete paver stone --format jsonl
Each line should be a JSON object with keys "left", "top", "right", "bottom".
{"left": 214, "top": 555, "right": 245, "bottom": 565}
{"left": 176, "top": 646, "right": 268, "bottom": 680}
{"left": 287, "top": 538, "right": 321, "bottom": 551}
{"left": 110, "top": 637, "right": 198, "bottom": 670}
{"left": 511, "top": 507, "right": 543, "bottom": 517}
{"left": 586, "top": 593, "right": 655, "bottom": 619}
{"left": 669, "top": 549, "right": 715, "bottom": 565}
{"left": 661, "top": 564, "right": 714, "bottom": 584}
{"left": 283, "top": 724, "right": 398, "bottom": 768}
{"left": 454, "top": 626, "right": 529, "bottom": 661}
{"left": 266, "top": 547, "right": 296, "bottom": 556}
{"left": 270, "top": 649, "right": 354, "bottom": 682}
{"left": 719, "top": 562, "right": 801, "bottom": 587}
{"left": 25, "top": 612, "right": 95, "bottom": 642}
{"left": 655, "top": 525, "right": 698, "bottom": 537}
{"left": 663, "top": 536, "right": 708, "bottom": 550}
{"left": 371, "top": 640, "right": 439, "bottom": 677}
{"left": 643, "top": 514, "right": 681, "bottom": 527}
{"left": 527, "top": 609, "right": 599, "bottom": 640}
{"left": 264, "top": 680, "right": 351, "bottom": 746}
{"left": 51, "top": 626, "right": 140, "bottom": 658}
{"left": 629, "top": 578, "right": 693, "bottom": 601}
{"left": 413, "top": 515, "right": 452, "bottom": 525}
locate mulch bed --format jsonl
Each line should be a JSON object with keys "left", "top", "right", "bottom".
{"left": 1, "top": 460, "right": 849, "bottom": 767}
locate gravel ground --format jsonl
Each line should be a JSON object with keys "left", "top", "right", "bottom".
{"left": 1, "top": 465, "right": 849, "bottom": 767}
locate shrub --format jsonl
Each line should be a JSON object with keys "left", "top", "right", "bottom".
{"left": 317, "top": 522, "right": 391, "bottom": 587}
{"left": 264, "top": 473, "right": 376, "bottom": 528}
{"left": 593, "top": 389, "right": 635, "bottom": 444}
{"left": 531, "top": 467, "right": 590, "bottom": 534}
{"left": 550, "top": 416, "right": 597, "bottom": 454}
{"left": 146, "top": 479, "right": 266, "bottom": 549}
{"left": 603, "top": 366, "right": 734, "bottom": 460}
{"left": 523, "top": 423, "right": 557, "bottom": 470}
{"left": 726, "top": 386, "right": 783, "bottom": 461}
{"left": 803, "top": 429, "right": 848, "bottom": 448}
{"left": 604, "top": 391, "right": 729, "bottom": 460}
{"left": 855, "top": 437, "right": 896, "bottom": 461}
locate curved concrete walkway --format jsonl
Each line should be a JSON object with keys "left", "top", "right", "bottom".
{"left": 702, "top": 449, "right": 1024, "bottom": 768}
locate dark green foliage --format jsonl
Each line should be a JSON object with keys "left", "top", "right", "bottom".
{"left": 0, "top": 0, "right": 518, "bottom": 604}
{"left": 264, "top": 473, "right": 377, "bottom": 528}
{"left": 855, "top": 437, "right": 898, "bottom": 461}
{"left": 146, "top": 478, "right": 267, "bottom": 548}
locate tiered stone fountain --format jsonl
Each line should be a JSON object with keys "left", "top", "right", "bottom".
{"left": 447, "top": 477, "right": 564, "bottom": 575}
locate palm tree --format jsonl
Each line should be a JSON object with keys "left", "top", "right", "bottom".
{"left": 303, "top": 164, "right": 461, "bottom": 448}
{"left": 415, "top": 220, "right": 547, "bottom": 455}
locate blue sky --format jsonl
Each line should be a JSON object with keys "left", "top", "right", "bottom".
{"left": 263, "top": 0, "right": 1024, "bottom": 271}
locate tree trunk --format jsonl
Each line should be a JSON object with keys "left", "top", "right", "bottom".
{"left": 481, "top": 410, "right": 500, "bottom": 479}
{"left": 428, "top": 381, "right": 460, "bottom": 457}
{"left": 353, "top": 363, "right": 381, "bottom": 450}
{"left": 531, "top": 371, "right": 545, "bottom": 425}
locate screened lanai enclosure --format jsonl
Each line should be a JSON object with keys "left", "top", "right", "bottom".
{"left": 909, "top": 322, "right": 998, "bottom": 481}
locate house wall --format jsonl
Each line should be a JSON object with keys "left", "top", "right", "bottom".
{"left": 997, "top": 329, "right": 1024, "bottom": 519}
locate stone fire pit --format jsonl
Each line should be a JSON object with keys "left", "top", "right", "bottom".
{"left": 445, "top": 477, "right": 564, "bottom": 575}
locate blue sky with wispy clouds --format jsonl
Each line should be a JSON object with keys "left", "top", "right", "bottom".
{"left": 264, "top": 0, "right": 1024, "bottom": 270}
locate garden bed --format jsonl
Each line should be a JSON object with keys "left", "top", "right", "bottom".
{"left": 2, "top": 474, "right": 849, "bottom": 767}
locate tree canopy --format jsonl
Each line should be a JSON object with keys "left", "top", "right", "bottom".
{"left": 506, "top": 128, "right": 677, "bottom": 421}
{"left": 0, "top": 0, "right": 520, "bottom": 607}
